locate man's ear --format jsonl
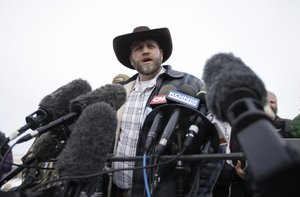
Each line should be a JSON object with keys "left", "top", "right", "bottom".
{"left": 160, "top": 49, "right": 164, "bottom": 61}
{"left": 129, "top": 55, "right": 133, "bottom": 66}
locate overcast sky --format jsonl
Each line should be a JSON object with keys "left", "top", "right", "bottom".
{"left": 1, "top": 0, "right": 300, "bottom": 157}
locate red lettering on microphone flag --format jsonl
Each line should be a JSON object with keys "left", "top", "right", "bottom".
{"left": 150, "top": 95, "right": 167, "bottom": 105}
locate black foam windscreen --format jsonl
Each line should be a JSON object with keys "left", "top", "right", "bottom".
{"left": 39, "top": 78, "right": 92, "bottom": 121}
{"left": 9, "top": 79, "right": 92, "bottom": 142}
{"left": 202, "top": 52, "right": 267, "bottom": 121}
{"left": 55, "top": 102, "right": 117, "bottom": 177}
{"left": 70, "top": 84, "right": 126, "bottom": 112}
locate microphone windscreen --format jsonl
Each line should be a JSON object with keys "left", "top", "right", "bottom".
{"left": 55, "top": 102, "right": 117, "bottom": 177}
{"left": 31, "top": 132, "right": 63, "bottom": 162}
{"left": 159, "top": 84, "right": 177, "bottom": 94}
{"left": 39, "top": 78, "right": 92, "bottom": 120}
{"left": 177, "top": 84, "right": 197, "bottom": 96}
{"left": 202, "top": 53, "right": 267, "bottom": 121}
{"left": 70, "top": 84, "right": 126, "bottom": 112}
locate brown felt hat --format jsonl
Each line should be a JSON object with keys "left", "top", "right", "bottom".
{"left": 113, "top": 26, "right": 173, "bottom": 69}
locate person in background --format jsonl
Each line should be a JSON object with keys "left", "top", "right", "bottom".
{"left": 0, "top": 131, "right": 13, "bottom": 180}
{"left": 267, "top": 91, "right": 293, "bottom": 137}
{"left": 112, "top": 74, "right": 130, "bottom": 84}
{"left": 108, "top": 26, "right": 219, "bottom": 197}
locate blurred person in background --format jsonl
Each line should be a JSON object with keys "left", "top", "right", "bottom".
{"left": 0, "top": 131, "right": 13, "bottom": 179}
{"left": 267, "top": 91, "right": 292, "bottom": 137}
{"left": 112, "top": 73, "right": 130, "bottom": 84}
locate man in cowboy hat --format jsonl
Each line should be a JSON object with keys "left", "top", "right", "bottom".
{"left": 109, "top": 26, "right": 218, "bottom": 197}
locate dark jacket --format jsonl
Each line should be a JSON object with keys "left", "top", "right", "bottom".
{"left": 273, "top": 115, "right": 293, "bottom": 138}
{"left": 113, "top": 65, "right": 220, "bottom": 196}
{"left": 1, "top": 146, "right": 13, "bottom": 179}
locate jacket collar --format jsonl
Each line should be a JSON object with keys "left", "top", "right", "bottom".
{"left": 124, "top": 65, "right": 183, "bottom": 85}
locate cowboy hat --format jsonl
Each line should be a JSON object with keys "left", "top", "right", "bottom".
{"left": 113, "top": 26, "right": 173, "bottom": 69}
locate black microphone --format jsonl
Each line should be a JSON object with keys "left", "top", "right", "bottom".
{"left": 8, "top": 79, "right": 92, "bottom": 142}
{"left": 202, "top": 52, "right": 300, "bottom": 197}
{"left": 55, "top": 102, "right": 117, "bottom": 197}
{"left": 16, "top": 84, "right": 126, "bottom": 143}
{"left": 196, "top": 89, "right": 208, "bottom": 115}
{"left": 202, "top": 53, "right": 267, "bottom": 123}
{"left": 183, "top": 115, "right": 204, "bottom": 149}
{"left": 144, "top": 84, "right": 177, "bottom": 153}
{"left": 154, "top": 85, "right": 200, "bottom": 156}
{"left": 70, "top": 83, "right": 126, "bottom": 112}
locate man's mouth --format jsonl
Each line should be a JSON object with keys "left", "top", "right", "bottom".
{"left": 142, "top": 58, "right": 152, "bottom": 63}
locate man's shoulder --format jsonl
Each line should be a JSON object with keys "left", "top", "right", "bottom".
{"left": 275, "top": 115, "right": 292, "bottom": 123}
{"left": 164, "top": 65, "right": 202, "bottom": 80}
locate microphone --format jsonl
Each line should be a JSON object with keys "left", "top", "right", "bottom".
{"left": 144, "top": 84, "right": 177, "bottom": 153}
{"left": 202, "top": 52, "right": 300, "bottom": 197}
{"left": 183, "top": 115, "right": 204, "bottom": 149}
{"left": 8, "top": 79, "right": 92, "bottom": 142}
{"left": 30, "top": 133, "right": 63, "bottom": 163}
{"left": 154, "top": 85, "right": 200, "bottom": 156}
{"left": 55, "top": 102, "right": 117, "bottom": 196}
{"left": 70, "top": 83, "right": 126, "bottom": 112}
{"left": 16, "top": 84, "right": 126, "bottom": 143}
{"left": 202, "top": 53, "right": 267, "bottom": 123}
{"left": 196, "top": 89, "right": 208, "bottom": 115}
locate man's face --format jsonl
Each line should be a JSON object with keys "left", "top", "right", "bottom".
{"left": 267, "top": 94, "right": 278, "bottom": 115}
{"left": 129, "top": 39, "right": 163, "bottom": 81}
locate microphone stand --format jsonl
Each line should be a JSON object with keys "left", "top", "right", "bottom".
{"left": 107, "top": 153, "right": 245, "bottom": 162}
{"left": 175, "top": 130, "right": 185, "bottom": 197}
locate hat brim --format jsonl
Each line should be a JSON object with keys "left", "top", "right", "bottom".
{"left": 113, "top": 28, "right": 172, "bottom": 69}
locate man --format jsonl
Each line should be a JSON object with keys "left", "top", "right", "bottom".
{"left": 109, "top": 26, "right": 213, "bottom": 197}
{"left": 0, "top": 131, "right": 13, "bottom": 180}
{"left": 112, "top": 74, "right": 130, "bottom": 84}
{"left": 267, "top": 91, "right": 292, "bottom": 137}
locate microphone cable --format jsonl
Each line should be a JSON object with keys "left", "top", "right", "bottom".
{"left": 2, "top": 160, "right": 55, "bottom": 171}
{"left": 143, "top": 152, "right": 151, "bottom": 197}
{"left": 29, "top": 150, "right": 186, "bottom": 193}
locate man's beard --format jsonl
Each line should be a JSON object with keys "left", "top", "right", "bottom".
{"left": 134, "top": 58, "right": 162, "bottom": 76}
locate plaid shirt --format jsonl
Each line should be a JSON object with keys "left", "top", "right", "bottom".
{"left": 113, "top": 69, "right": 164, "bottom": 189}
